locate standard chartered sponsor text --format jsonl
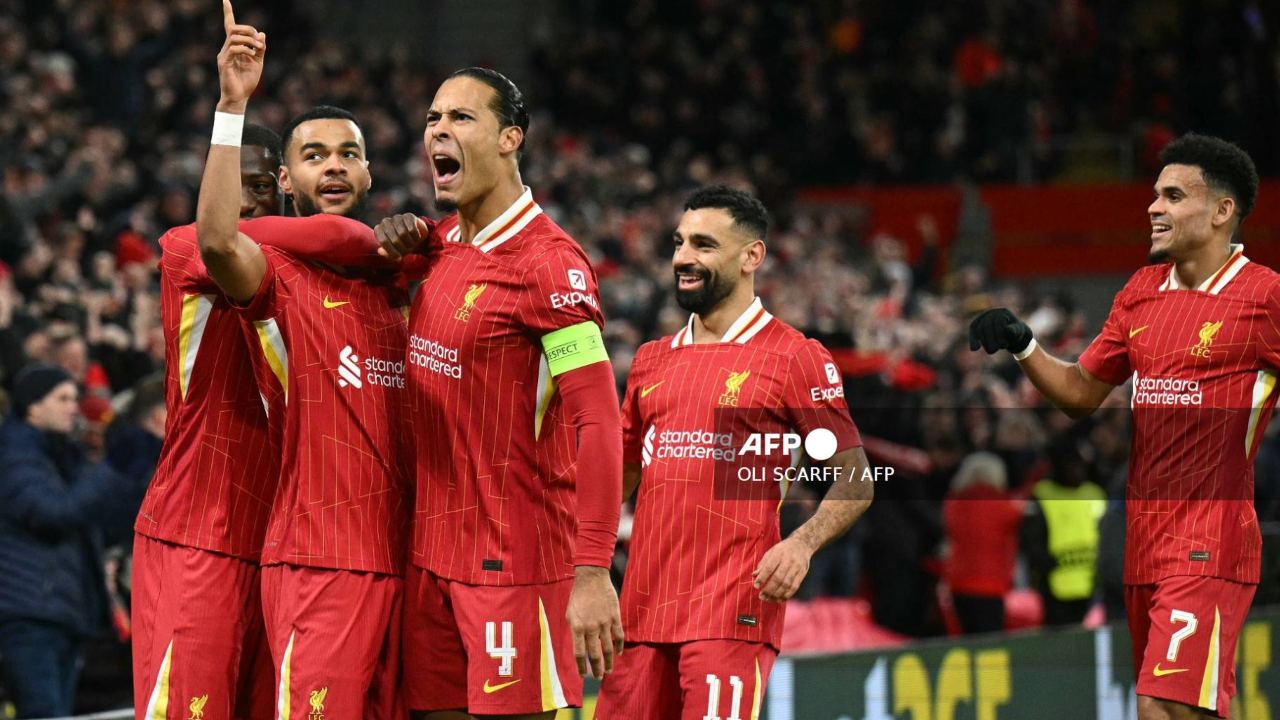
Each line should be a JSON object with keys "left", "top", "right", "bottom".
{"left": 1133, "top": 376, "right": 1202, "bottom": 406}
{"left": 364, "top": 356, "right": 406, "bottom": 388}
{"left": 409, "top": 334, "right": 463, "bottom": 379}
{"left": 656, "top": 428, "right": 736, "bottom": 461}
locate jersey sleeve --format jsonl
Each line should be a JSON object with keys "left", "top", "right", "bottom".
{"left": 239, "top": 215, "right": 390, "bottom": 267}
{"left": 158, "top": 226, "right": 219, "bottom": 294}
{"left": 1078, "top": 290, "right": 1131, "bottom": 385}
{"left": 620, "top": 348, "right": 648, "bottom": 466}
{"left": 784, "top": 340, "right": 862, "bottom": 454}
{"left": 231, "top": 246, "right": 289, "bottom": 321}
{"left": 520, "top": 243, "right": 606, "bottom": 336}
{"left": 1257, "top": 279, "right": 1280, "bottom": 372}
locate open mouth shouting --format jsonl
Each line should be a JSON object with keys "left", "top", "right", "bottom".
{"left": 317, "top": 178, "right": 353, "bottom": 206}
{"left": 432, "top": 146, "right": 462, "bottom": 189}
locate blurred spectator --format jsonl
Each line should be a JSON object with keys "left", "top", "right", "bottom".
{"left": 942, "top": 451, "right": 1024, "bottom": 634}
{"left": 1022, "top": 433, "right": 1108, "bottom": 627}
{"left": 0, "top": 363, "right": 118, "bottom": 718}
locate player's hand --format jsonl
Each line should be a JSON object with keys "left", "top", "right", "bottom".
{"left": 968, "top": 308, "right": 1034, "bottom": 355}
{"left": 566, "top": 565, "right": 624, "bottom": 678}
{"left": 375, "top": 213, "right": 430, "bottom": 260}
{"left": 753, "top": 536, "right": 812, "bottom": 602}
{"left": 216, "top": 0, "right": 265, "bottom": 111}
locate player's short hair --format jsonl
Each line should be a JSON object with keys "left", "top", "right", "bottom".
{"left": 280, "top": 105, "right": 363, "bottom": 159}
{"left": 242, "top": 123, "right": 282, "bottom": 167}
{"left": 684, "top": 185, "right": 770, "bottom": 242}
{"left": 1158, "top": 133, "right": 1259, "bottom": 222}
{"left": 449, "top": 67, "right": 529, "bottom": 155}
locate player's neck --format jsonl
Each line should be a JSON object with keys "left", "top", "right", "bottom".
{"left": 457, "top": 177, "right": 525, "bottom": 244}
{"left": 693, "top": 288, "right": 756, "bottom": 344}
{"left": 1173, "top": 240, "right": 1234, "bottom": 290}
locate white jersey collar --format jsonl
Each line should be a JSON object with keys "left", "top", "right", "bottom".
{"left": 443, "top": 186, "right": 542, "bottom": 253}
{"left": 671, "top": 296, "right": 774, "bottom": 347}
{"left": 1160, "top": 244, "right": 1248, "bottom": 294}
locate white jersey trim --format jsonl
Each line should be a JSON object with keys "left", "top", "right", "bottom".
{"left": 673, "top": 296, "right": 774, "bottom": 347}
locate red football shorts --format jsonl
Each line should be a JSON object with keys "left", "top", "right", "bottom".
{"left": 131, "top": 534, "right": 272, "bottom": 720}
{"left": 260, "top": 564, "right": 402, "bottom": 720}
{"left": 402, "top": 564, "right": 582, "bottom": 715}
{"left": 595, "top": 640, "right": 778, "bottom": 720}
{"left": 1127, "top": 575, "right": 1256, "bottom": 717}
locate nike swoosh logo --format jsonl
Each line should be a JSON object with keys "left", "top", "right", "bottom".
{"left": 482, "top": 679, "right": 520, "bottom": 694}
{"left": 640, "top": 381, "right": 665, "bottom": 398}
{"left": 323, "top": 296, "right": 350, "bottom": 309}
{"left": 1129, "top": 325, "right": 1150, "bottom": 338}
{"left": 1152, "top": 663, "right": 1187, "bottom": 677}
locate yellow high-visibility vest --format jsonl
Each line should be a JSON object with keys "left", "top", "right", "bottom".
{"left": 1032, "top": 479, "right": 1107, "bottom": 601}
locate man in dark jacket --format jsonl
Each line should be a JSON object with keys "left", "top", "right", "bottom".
{"left": 0, "top": 363, "right": 118, "bottom": 718}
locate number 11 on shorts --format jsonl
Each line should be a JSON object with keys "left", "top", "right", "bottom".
{"left": 486, "top": 621, "right": 516, "bottom": 677}
{"left": 704, "top": 673, "right": 744, "bottom": 720}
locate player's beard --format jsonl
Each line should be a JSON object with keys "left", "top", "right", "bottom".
{"left": 1148, "top": 248, "right": 1171, "bottom": 263}
{"left": 293, "top": 190, "right": 369, "bottom": 220}
{"left": 675, "top": 265, "right": 735, "bottom": 314}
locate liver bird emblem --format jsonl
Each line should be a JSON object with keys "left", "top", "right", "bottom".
{"left": 188, "top": 695, "right": 208, "bottom": 720}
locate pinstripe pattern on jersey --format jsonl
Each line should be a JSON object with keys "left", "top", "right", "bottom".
{"left": 619, "top": 304, "right": 861, "bottom": 648}
{"left": 242, "top": 248, "right": 411, "bottom": 574}
{"left": 1080, "top": 253, "right": 1279, "bottom": 584}
{"left": 406, "top": 209, "right": 604, "bottom": 586}
{"left": 139, "top": 229, "right": 275, "bottom": 560}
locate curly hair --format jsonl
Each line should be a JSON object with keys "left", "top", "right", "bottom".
{"left": 1158, "top": 133, "right": 1259, "bottom": 222}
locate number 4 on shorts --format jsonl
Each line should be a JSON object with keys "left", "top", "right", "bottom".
{"left": 486, "top": 621, "right": 517, "bottom": 677}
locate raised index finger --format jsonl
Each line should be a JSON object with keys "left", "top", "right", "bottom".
{"left": 223, "top": 0, "right": 236, "bottom": 33}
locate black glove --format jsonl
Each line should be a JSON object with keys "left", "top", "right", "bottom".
{"left": 968, "top": 308, "right": 1034, "bottom": 355}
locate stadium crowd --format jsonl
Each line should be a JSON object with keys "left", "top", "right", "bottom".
{"left": 2, "top": 0, "right": 1280, "bottom": 712}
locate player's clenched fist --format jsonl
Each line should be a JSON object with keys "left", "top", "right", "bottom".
{"left": 968, "top": 308, "right": 1034, "bottom": 355}
{"left": 375, "top": 213, "right": 430, "bottom": 260}
{"left": 566, "top": 565, "right": 624, "bottom": 678}
{"left": 217, "top": 0, "right": 265, "bottom": 110}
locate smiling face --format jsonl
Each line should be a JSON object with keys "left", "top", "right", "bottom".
{"left": 1147, "top": 163, "right": 1237, "bottom": 263}
{"left": 671, "top": 207, "right": 765, "bottom": 315}
{"left": 424, "top": 76, "right": 523, "bottom": 213}
{"left": 280, "top": 118, "right": 371, "bottom": 218}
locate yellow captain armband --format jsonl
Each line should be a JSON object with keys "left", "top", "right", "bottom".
{"left": 541, "top": 321, "right": 608, "bottom": 376}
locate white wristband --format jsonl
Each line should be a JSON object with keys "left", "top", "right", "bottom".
{"left": 211, "top": 111, "right": 245, "bottom": 147}
{"left": 1013, "top": 338, "right": 1039, "bottom": 361}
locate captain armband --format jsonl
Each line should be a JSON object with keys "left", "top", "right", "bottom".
{"left": 541, "top": 321, "right": 608, "bottom": 376}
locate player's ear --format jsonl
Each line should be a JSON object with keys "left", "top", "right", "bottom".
{"left": 1213, "top": 195, "right": 1237, "bottom": 230}
{"left": 742, "top": 239, "right": 766, "bottom": 274}
{"left": 499, "top": 126, "right": 523, "bottom": 157}
{"left": 278, "top": 165, "right": 293, "bottom": 196}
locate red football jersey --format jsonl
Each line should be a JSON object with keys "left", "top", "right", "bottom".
{"left": 237, "top": 247, "right": 412, "bottom": 574}
{"left": 619, "top": 299, "right": 862, "bottom": 648}
{"left": 405, "top": 189, "right": 605, "bottom": 586}
{"left": 138, "top": 227, "right": 275, "bottom": 559}
{"left": 1080, "top": 245, "right": 1279, "bottom": 584}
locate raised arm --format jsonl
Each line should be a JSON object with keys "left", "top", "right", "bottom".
{"left": 195, "top": 0, "right": 268, "bottom": 303}
{"left": 970, "top": 308, "right": 1116, "bottom": 419}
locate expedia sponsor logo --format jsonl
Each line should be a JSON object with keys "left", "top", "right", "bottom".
{"left": 810, "top": 385, "right": 844, "bottom": 402}
{"left": 549, "top": 290, "right": 600, "bottom": 310}
{"left": 338, "top": 345, "right": 406, "bottom": 389}
{"left": 641, "top": 424, "right": 737, "bottom": 467}
{"left": 1133, "top": 376, "right": 1202, "bottom": 406}
{"left": 408, "top": 334, "right": 463, "bottom": 379}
